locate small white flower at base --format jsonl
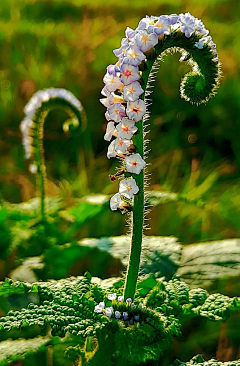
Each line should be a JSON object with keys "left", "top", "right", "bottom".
{"left": 126, "top": 99, "right": 146, "bottom": 122}
{"left": 110, "top": 193, "right": 122, "bottom": 211}
{"left": 108, "top": 293, "right": 117, "bottom": 301}
{"left": 94, "top": 302, "right": 105, "bottom": 313}
{"left": 104, "top": 122, "right": 116, "bottom": 141}
{"left": 125, "top": 153, "right": 146, "bottom": 175}
{"left": 119, "top": 178, "right": 139, "bottom": 199}
{"left": 29, "top": 163, "right": 38, "bottom": 174}
{"left": 107, "top": 140, "right": 117, "bottom": 159}
{"left": 123, "top": 81, "right": 144, "bottom": 102}
{"left": 105, "top": 307, "right": 114, "bottom": 317}
{"left": 116, "top": 118, "right": 138, "bottom": 140}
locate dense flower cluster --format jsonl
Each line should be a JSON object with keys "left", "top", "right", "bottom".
{"left": 20, "top": 88, "right": 82, "bottom": 160}
{"left": 94, "top": 292, "right": 145, "bottom": 325}
{"left": 102, "top": 12, "right": 218, "bottom": 213}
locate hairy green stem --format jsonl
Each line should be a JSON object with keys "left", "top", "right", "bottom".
{"left": 34, "top": 109, "right": 48, "bottom": 222}
{"left": 123, "top": 32, "right": 220, "bottom": 300}
{"left": 31, "top": 100, "right": 85, "bottom": 222}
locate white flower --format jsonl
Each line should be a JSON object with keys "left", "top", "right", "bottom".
{"left": 104, "top": 122, "right": 116, "bottom": 141}
{"left": 20, "top": 118, "right": 33, "bottom": 135}
{"left": 135, "top": 30, "right": 158, "bottom": 52}
{"left": 105, "top": 307, "right": 114, "bottom": 317}
{"left": 195, "top": 18, "right": 209, "bottom": 36}
{"left": 179, "top": 12, "right": 195, "bottom": 38}
{"left": 94, "top": 301, "right": 105, "bottom": 313}
{"left": 107, "top": 103, "right": 126, "bottom": 123}
{"left": 114, "top": 137, "right": 132, "bottom": 154}
{"left": 108, "top": 293, "right": 117, "bottom": 301}
{"left": 29, "top": 163, "right": 38, "bottom": 174}
{"left": 105, "top": 111, "right": 110, "bottom": 121}
{"left": 40, "top": 91, "right": 50, "bottom": 102}
{"left": 125, "top": 27, "right": 136, "bottom": 39}
{"left": 118, "top": 296, "right": 124, "bottom": 302}
{"left": 110, "top": 193, "right": 122, "bottom": 211}
{"left": 116, "top": 118, "right": 138, "bottom": 139}
{"left": 120, "top": 64, "right": 140, "bottom": 86}
{"left": 122, "top": 44, "right": 146, "bottom": 67}
{"left": 125, "top": 153, "right": 146, "bottom": 175}
{"left": 123, "top": 81, "right": 144, "bottom": 102}
{"left": 119, "top": 178, "right": 139, "bottom": 199}
{"left": 107, "top": 140, "right": 117, "bottom": 159}
{"left": 126, "top": 99, "right": 146, "bottom": 122}
{"left": 103, "top": 72, "right": 123, "bottom": 92}
{"left": 137, "top": 16, "right": 158, "bottom": 30}
{"left": 113, "top": 38, "right": 129, "bottom": 58}
{"left": 148, "top": 15, "right": 170, "bottom": 36}
{"left": 100, "top": 92, "right": 124, "bottom": 108}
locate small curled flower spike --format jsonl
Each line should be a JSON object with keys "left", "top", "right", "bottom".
{"left": 102, "top": 12, "right": 221, "bottom": 300}
{"left": 20, "top": 88, "right": 86, "bottom": 221}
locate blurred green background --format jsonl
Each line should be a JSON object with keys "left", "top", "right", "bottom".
{"left": 1, "top": 0, "right": 240, "bottom": 364}
{"left": 1, "top": 0, "right": 240, "bottom": 245}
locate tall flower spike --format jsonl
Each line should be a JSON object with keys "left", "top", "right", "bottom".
{"left": 102, "top": 12, "right": 221, "bottom": 301}
{"left": 20, "top": 88, "right": 86, "bottom": 222}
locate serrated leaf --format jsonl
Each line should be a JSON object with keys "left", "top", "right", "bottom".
{"left": 0, "top": 336, "right": 51, "bottom": 365}
{"left": 177, "top": 238, "right": 240, "bottom": 289}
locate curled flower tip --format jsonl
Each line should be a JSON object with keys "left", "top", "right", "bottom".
{"left": 131, "top": 303, "right": 136, "bottom": 308}
{"left": 119, "top": 178, "right": 139, "bottom": 199}
{"left": 105, "top": 307, "right": 114, "bottom": 318}
{"left": 108, "top": 293, "right": 117, "bottom": 301}
{"left": 126, "top": 298, "right": 132, "bottom": 303}
{"left": 125, "top": 153, "right": 146, "bottom": 175}
{"left": 118, "top": 296, "right": 124, "bottom": 302}
{"left": 179, "top": 12, "right": 195, "bottom": 38}
{"left": 123, "top": 312, "right": 128, "bottom": 320}
{"left": 115, "top": 311, "right": 121, "bottom": 319}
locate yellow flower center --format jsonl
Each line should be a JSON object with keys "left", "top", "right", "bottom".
{"left": 141, "top": 34, "right": 150, "bottom": 44}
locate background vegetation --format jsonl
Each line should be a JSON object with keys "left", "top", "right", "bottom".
{"left": 1, "top": 0, "right": 240, "bottom": 364}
